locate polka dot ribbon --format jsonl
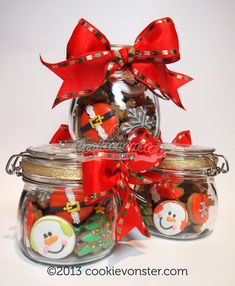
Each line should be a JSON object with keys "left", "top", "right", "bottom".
{"left": 41, "top": 17, "right": 193, "bottom": 109}
{"left": 82, "top": 128, "right": 166, "bottom": 241}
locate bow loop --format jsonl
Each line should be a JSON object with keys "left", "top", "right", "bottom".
{"left": 67, "top": 18, "right": 111, "bottom": 59}
{"left": 134, "top": 18, "right": 180, "bottom": 64}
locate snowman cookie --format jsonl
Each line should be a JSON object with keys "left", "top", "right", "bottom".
{"left": 153, "top": 200, "right": 188, "bottom": 236}
{"left": 30, "top": 215, "right": 76, "bottom": 259}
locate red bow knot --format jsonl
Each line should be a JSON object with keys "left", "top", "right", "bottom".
{"left": 82, "top": 128, "right": 165, "bottom": 240}
{"left": 41, "top": 18, "right": 192, "bottom": 109}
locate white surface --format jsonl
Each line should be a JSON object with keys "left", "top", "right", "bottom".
{"left": 0, "top": 0, "right": 235, "bottom": 285}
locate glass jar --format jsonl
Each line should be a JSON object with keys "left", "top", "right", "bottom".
{"left": 6, "top": 144, "right": 118, "bottom": 265}
{"left": 137, "top": 144, "right": 229, "bottom": 240}
{"left": 69, "top": 45, "right": 160, "bottom": 143}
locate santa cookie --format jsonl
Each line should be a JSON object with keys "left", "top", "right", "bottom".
{"left": 80, "top": 103, "right": 118, "bottom": 142}
{"left": 153, "top": 200, "right": 188, "bottom": 236}
{"left": 30, "top": 215, "right": 76, "bottom": 259}
{"left": 187, "top": 193, "right": 209, "bottom": 225}
{"left": 49, "top": 187, "right": 94, "bottom": 225}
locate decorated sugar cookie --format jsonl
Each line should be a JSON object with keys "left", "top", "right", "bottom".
{"left": 30, "top": 215, "right": 76, "bottom": 259}
{"left": 49, "top": 187, "right": 94, "bottom": 225}
{"left": 26, "top": 201, "right": 42, "bottom": 239}
{"left": 187, "top": 193, "right": 209, "bottom": 224}
{"left": 153, "top": 201, "right": 188, "bottom": 236}
{"left": 80, "top": 103, "right": 118, "bottom": 142}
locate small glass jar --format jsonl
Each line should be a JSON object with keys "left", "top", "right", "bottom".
{"left": 138, "top": 144, "right": 229, "bottom": 240}
{"left": 69, "top": 45, "right": 160, "bottom": 143}
{"left": 6, "top": 144, "right": 118, "bottom": 265}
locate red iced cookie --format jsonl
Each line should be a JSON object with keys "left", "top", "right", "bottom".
{"left": 187, "top": 193, "right": 209, "bottom": 224}
{"left": 49, "top": 187, "right": 94, "bottom": 224}
{"left": 26, "top": 201, "right": 42, "bottom": 239}
{"left": 80, "top": 103, "right": 118, "bottom": 142}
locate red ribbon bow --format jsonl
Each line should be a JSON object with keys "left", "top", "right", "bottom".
{"left": 82, "top": 128, "right": 165, "bottom": 240}
{"left": 41, "top": 18, "right": 192, "bottom": 109}
{"left": 153, "top": 130, "right": 192, "bottom": 199}
{"left": 157, "top": 130, "right": 192, "bottom": 145}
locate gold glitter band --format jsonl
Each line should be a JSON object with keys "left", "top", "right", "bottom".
{"left": 21, "top": 159, "right": 82, "bottom": 181}
{"left": 158, "top": 157, "right": 214, "bottom": 170}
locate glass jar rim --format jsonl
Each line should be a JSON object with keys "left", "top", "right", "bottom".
{"left": 161, "top": 143, "right": 216, "bottom": 156}
{"left": 26, "top": 143, "right": 83, "bottom": 161}
{"left": 110, "top": 44, "right": 132, "bottom": 50}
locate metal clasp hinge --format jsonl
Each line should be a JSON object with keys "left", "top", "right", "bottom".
{"left": 89, "top": 115, "right": 102, "bottom": 128}
{"left": 5, "top": 152, "right": 28, "bottom": 177}
{"left": 206, "top": 154, "right": 229, "bottom": 176}
{"left": 63, "top": 202, "right": 80, "bottom": 213}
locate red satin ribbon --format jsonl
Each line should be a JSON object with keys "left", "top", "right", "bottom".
{"left": 157, "top": 130, "right": 192, "bottom": 145}
{"left": 153, "top": 130, "right": 192, "bottom": 199}
{"left": 82, "top": 128, "right": 165, "bottom": 240}
{"left": 41, "top": 18, "right": 192, "bottom": 109}
{"left": 50, "top": 124, "right": 72, "bottom": 143}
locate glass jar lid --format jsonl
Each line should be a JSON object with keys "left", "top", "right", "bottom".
{"left": 161, "top": 143, "right": 215, "bottom": 156}
{"left": 6, "top": 144, "right": 84, "bottom": 183}
{"left": 156, "top": 143, "right": 228, "bottom": 176}
{"left": 25, "top": 143, "right": 83, "bottom": 161}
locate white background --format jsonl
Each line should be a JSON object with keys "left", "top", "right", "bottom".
{"left": 0, "top": 0, "right": 235, "bottom": 285}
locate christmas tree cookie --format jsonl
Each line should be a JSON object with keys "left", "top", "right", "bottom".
{"left": 74, "top": 207, "right": 114, "bottom": 257}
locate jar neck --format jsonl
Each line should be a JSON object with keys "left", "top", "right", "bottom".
{"left": 110, "top": 44, "right": 132, "bottom": 50}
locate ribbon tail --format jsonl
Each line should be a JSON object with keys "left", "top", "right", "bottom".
{"left": 172, "top": 130, "right": 192, "bottom": 145}
{"left": 115, "top": 189, "right": 150, "bottom": 241}
{"left": 130, "top": 62, "right": 193, "bottom": 109}
{"left": 165, "top": 69, "right": 193, "bottom": 109}
{"left": 49, "top": 124, "right": 72, "bottom": 143}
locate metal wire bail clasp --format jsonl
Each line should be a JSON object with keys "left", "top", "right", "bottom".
{"left": 5, "top": 152, "right": 28, "bottom": 177}
{"left": 206, "top": 153, "right": 229, "bottom": 176}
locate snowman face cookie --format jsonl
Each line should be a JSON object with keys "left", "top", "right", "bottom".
{"left": 153, "top": 201, "right": 188, "bottom": 236}
{"left": 30, "top": 215, "right": 76, "bottom": 259}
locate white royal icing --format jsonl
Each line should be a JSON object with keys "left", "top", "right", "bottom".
{"left": 153, "top": 201, "right": 188, "bottom": 236}
{"left": 30, "top": 215, "right": 76, "bottom": 259}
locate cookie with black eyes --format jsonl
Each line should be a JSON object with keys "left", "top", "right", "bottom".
{"left": 153, "top": 200, "right": 188, "bottom": 236}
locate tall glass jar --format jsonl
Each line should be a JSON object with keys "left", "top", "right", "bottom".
{"left": 137, "top": 144, "right": 229, "bottom": 240}
{"left": 6, "top": 144, "right": 118, "bottom": 265}
{"left": 69, "top": 45, "right": 160, "bottom": 143}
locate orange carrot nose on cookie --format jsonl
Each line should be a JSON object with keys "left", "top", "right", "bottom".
{"left": 44, "top": 235, "right": 58, "bottom": 246}
{"left": 167, "top": 216, "right": 176, "bottom": 223}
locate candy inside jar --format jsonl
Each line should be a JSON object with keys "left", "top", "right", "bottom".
{"left": 69, "top": 48, "right": 160, "bottom": 144}
{"left": 6, "top": 144, "right": 118, "bottom": 265}
{"left": 137, "top": 144, "right": 229, "bottom": 240}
